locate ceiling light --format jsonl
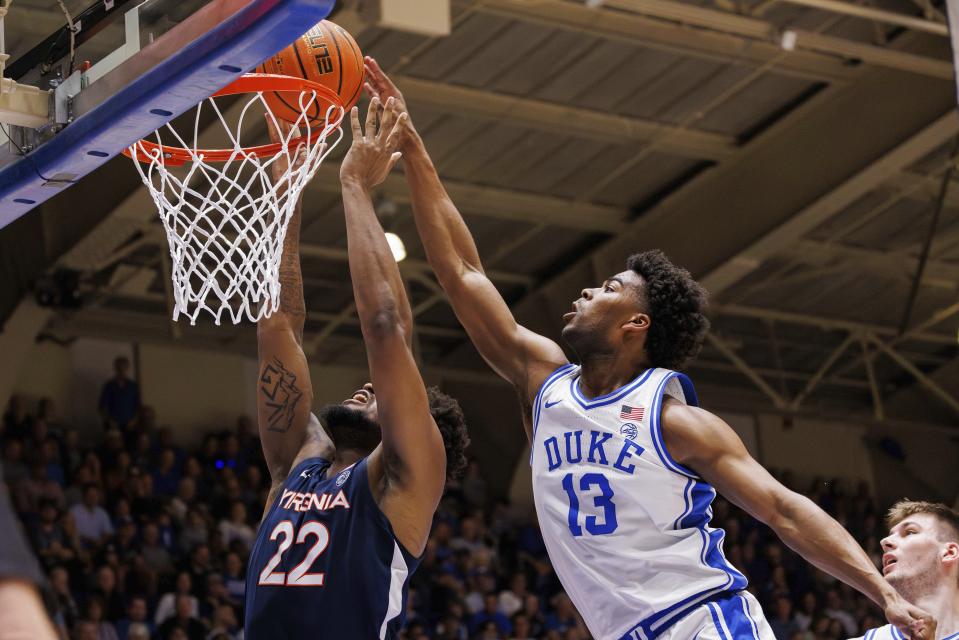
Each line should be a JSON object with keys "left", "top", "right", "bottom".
{"left": 385, "top": 232, "right": 407, "bottom": 262}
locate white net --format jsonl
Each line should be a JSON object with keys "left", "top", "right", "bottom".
{"left": 129, "top": 87, "right": 343, "bottom": 325}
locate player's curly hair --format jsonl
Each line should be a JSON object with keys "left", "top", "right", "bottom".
{"left": 426, "top": 386, "right": 470, "bottom": 483}
{"left": 626, "top": 250, "right": 709, "bottom": 371}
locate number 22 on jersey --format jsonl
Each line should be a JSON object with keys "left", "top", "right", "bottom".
{"left": 258, "top": 520, "right": 330, "bottom": 586}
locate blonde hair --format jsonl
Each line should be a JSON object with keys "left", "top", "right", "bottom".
{"left": 887, "top": 500, "right": 959, "bottom": 543}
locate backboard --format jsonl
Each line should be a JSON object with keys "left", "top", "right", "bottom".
{"left": 0, "top": 0, "right": 336, "bottom": 229}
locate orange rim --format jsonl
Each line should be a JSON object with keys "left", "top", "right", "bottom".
{"left": 124, "top": 74, "right": 345, "bottom": 166}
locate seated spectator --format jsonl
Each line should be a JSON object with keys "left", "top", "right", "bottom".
{"left": 3, "top": 439, "right": 29, "bottom": 487}
{"left": 498, "top": 572, "right": 528, "bottom": 617}
{"left": 179, "top": 509, "right": 209, "bottom": 554}
{"left": 155, "top": 571, "right": 198, "bottom": 626}
{"left": 157, "top": 594, "right": 206, "bottom": 640}
{"left": 153, "top": 449, "right": 181, "bottom": 497}
{"left": 221, "top": 552, "right": 245, "bottom": 606}
{"left": 99, "top": 357, "right": 140, "bottom": 430}
{"left": 169, "top": 478, "right": 196, "bottom": 525}
{"left": 217, "top": 502, "right": 254, "bottom": 551}
{"left": 115, "top": 596, "right": 153, "bottom": 640}
{"left": 544, "top": 593, "right": 584, "bottom": 636}
{"left": 91, "top": 565, "right": 126, "bottom": 622}
{"left": 469, "top": 592, "right": 512, "bottom": 637}
{"left": 140, "top": 522, "right": 173, "bottom": 576}
{"left": 84, "top": 596, "right": 119, "bottom": 640}
{"left": 124, "top": 622, "right": 151, "bottom": 640}
{"left": 50, "top": 565, "right": 79, "bottom": 628}
{"left": 18, "top": 460, "right": 64, "bottom": 516}
{"left": 509, "top": 613, "right": 534, "bottom": 640}
{"left": 206, "top": 603, "right": 241, "bottom": 640}
{"left": 69, "top": 484, "right": 114, "bottom": 549}
{"left": 32, "top": 500, "right": 75, "bottom": 569}
{"left": 823, "top": 588, "right": 857, "bottom": 637}
{"left": 769, "top": 595, "right": 799, "bottom": 640}
{"left": 2, "top": 394, "right": 31, "bottom": 441}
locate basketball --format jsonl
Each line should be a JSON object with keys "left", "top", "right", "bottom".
{"left": 256, "top": 20, "right": 364, "bottom": 128}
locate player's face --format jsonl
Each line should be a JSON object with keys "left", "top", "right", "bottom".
{"left": 881, "top": 514, "right": 945, "bottom": 589}
{"left": 317, "top": 383, "right": 382, "bottom": 453}
{"left": 342, "top": 382, "right": 378, "bottom": 421}
{"left": 562, "top": 270, "right": 646, "bottom": 350}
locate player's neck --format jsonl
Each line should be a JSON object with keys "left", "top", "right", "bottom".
{"left": 578, "top": 355, "right": 650, "bottom": 399}
{"left": 908, "top": 582, "right": 959, "bottom": 638}
{"left": 328, "top": 449, "right": 365, "bottom": 475}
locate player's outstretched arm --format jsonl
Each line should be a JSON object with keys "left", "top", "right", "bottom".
{"left": 255, "top": 119, "right": 320, "bottom": 492}
{"left": 340, "top": 98, "right": 445, "bottom": 552}
{"left": 661, "top": 399, "right": 937, "bottom": 640}
{"left": 364, "top": 58, "right": 567, "bottom": 410}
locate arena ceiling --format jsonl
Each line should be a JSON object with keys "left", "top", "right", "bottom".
{"left": 2, "top": 0, "right": 958, "bottom": 430}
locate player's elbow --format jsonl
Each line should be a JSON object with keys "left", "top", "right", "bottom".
{"left": 363, "top": 309, "right": 410, "bottom": 343}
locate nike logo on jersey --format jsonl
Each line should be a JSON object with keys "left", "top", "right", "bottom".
{"left": 301, "top": 470, "right": 311, "bottom": 478}
{"left": 545, "top": 400, "right": 563, "bottom": 408}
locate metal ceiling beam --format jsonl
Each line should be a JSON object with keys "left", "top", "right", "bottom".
{"left": 867, "top": 332, "right": 959, "bottom": 418}
{"left": 887, "top": 171, "right": 959, "bottom": 209}
{"left": 706, "top": 332, "right": 788, "bottom": 408}
{"left": 392, "top": 75, "right": 738, "bottom": 161}
{"left": 702, "top": 111, "right": 959, "bottom": 296}
{"left": 305, "top": 165, "right": 628, "bottom": 234}
{"left": 790, "top": 239, "right": 959, "bottom": 289}
{"left": 714, "top": 303, "right": 956, "bottom": 345}
{"left": 295, "top": 243, "right": 533, "bottom": 288}
{"left": 777, "top": 0, "right": 948, "bottom": 36}
{"left": 471, "top": 0, "right": 857, "bottom": 83}
{"left": 603, "top": 0, "right": 953, "bottom": 79}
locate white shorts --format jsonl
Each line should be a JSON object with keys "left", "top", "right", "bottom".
{"left": 659, "top": 592, "right": 776, "bottom": 640}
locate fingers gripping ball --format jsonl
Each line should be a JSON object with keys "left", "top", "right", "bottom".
{"left": 256, "top": 20, "right": 364, "bottom": 127}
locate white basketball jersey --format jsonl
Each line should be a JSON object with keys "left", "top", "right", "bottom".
{"left": 530, "top": 365, "right": 749, "bottom": 640}
{"left": 854, "top": 626, "right": 959, "bottom": 640}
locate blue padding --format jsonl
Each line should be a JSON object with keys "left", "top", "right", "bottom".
{"left": 0, "top": 0, "right": 336, "bottom": 227}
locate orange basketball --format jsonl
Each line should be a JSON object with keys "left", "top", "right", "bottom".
{"left": 256, "top": 20, "right": 364, "bottom": 128}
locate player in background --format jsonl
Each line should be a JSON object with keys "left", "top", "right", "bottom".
{"left": 853, "top": 501, "right": 956, "bottom": 640}
{"left": 244, "top": 100, "right": 469, "bottom": 639}
{"left": 362, "top": 58, "right": 935, "bottom": 640}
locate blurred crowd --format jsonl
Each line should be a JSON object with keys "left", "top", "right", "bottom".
{"left": 2, "top": 360, "right": 891, "bottom": 640}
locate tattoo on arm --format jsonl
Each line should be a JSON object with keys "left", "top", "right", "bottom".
{"left": 259, "top": 357, "right": 304, "bottom": 432}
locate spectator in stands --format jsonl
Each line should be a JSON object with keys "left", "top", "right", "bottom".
{"left": 92, "top": 565, "right": 126, "bottom": 622}
{"left": 115, "top": 595, "right": 152, "bottom": 640}
{"left": 157, "top": 593, "right": 206, "bottom": 640}
{"left": 217, "top": 501, "right": 255, "bottom": 550}
{"left": 99, "top": 356, "right": 140, "bottom": 429}
{"left": 823, "top": 587, "right": 858, "bottom": 636}
{"left": 69, "top": 484, "right": 114, "bottom": 549}
{"left": 17, "top": 462, "right": 65, "bottom": 513}
{"left": 2, "top": 394, "right": 31, "bottom": 440}
{"left": 769, "top": 595, "right": 799, "bottom": 639}
{"left": 83, "top": 596, "right": 119, "bottom": 640}
{"left": 155, "top": 571, "right": 199, "bottom": 626}
{"left": 470, "top": 591, "right": 512, "bottom": 636}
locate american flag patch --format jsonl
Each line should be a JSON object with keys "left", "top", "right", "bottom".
{"left": 620, "top": 404, "right": 645, "bottom": 420}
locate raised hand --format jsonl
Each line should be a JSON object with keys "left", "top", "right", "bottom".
{"left": 363, "top": 57, "right": 419, "bottom": 150}
{"left": 340, "top": 96, "right": 407, "bottom": 190}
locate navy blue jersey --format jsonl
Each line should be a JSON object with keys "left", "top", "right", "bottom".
{"left": 245, "top": 456, "right": 420, "bottom": 639}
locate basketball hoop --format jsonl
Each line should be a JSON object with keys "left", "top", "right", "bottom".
{"left": 126, "top": 73, "right": 345, "bottom": 326}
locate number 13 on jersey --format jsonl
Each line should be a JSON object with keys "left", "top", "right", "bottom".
{"left": 562, "top": 473, "right": 618, "bottom": 537}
